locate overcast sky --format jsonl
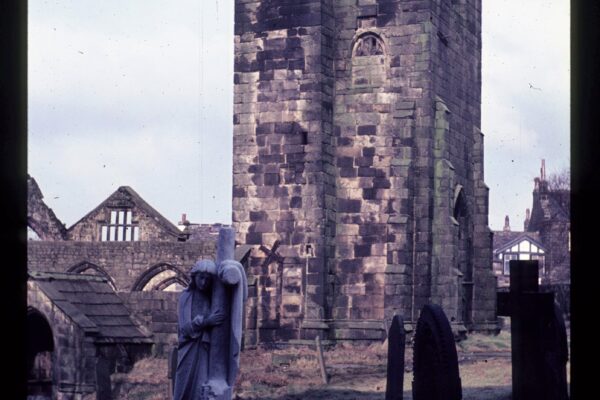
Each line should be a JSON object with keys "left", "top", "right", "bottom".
{"left": 28, "top": 0, "right": 569, "bottom": 231}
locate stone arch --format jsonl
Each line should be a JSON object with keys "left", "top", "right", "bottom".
{"left": 453, "top": 184, "right": 473, "bottom": 325}
{"left": 350, "top": 32, "right": 388, "bottom": 89}
{"left": 28, "top": 225, "right": 42, "bottom": 241}
{"left": 66, "top": 261, "right": 117, "bottom": 291}
{"left": 154, "top": 276, "right": 188, "bottom": 292}
{"left": 27, "top": 307, "right": 54, "bottom": 398}
{"left": 352, "top": 32, "right": 386, "bottom": 57}
{"left": 453, "top": 185, "right": 467, "bottom": 220}
{"left": 132, "top": 263, "right": 189, "bottom": 292}
{"left": 27, "top": 218, "right": 46, "bottom": 241}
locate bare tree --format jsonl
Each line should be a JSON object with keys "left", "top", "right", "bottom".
{"left": 546, "top": 167, "right": 570, "bottom": 191}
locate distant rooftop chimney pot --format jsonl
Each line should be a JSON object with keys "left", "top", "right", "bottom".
{"left": 179, "top": 213, "right": 190, "bottom": 226}
{"left": 541, "top": 159, "right": 546, "bottom": 181}
{"left": 524, "top": 208, "right": 531, "bottom": 230}
{"left": 503, "top": 215, "right": 510, "bottom": 232}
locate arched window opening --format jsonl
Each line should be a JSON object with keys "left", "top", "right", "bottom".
{"left": 27, "top": 307, "right": 54, "bottom": 398}
{"left": 66, "top": 262, "right": 117, "bottom": 291}
{"left": 453, "top": 186, "right": 467, "bottom": 220}
{"left": 353, "top": 33, "right": 385, "bottom": 57}
{"left": 132, "top": 263, "right": 189, "bottom": 292}
{"left": 28, "top": 226, "right": 42, "bottom": 241}
{"left": 351, "top": 32, "right": 387, "bottom": 88}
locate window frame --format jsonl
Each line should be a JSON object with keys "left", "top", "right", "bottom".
{"left": 100, "top": 209, "right": 139, "bottom": 242}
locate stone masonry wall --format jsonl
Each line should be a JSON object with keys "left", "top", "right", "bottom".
{"left": 118, "top": 291, "right": 180, "bottom": 356}
{"left": 233, "top": 0, "right": 496, "bottom": 341}
{"left": 28, "top": 282, "right": 97, "bottom": 400}
{"left": 67, "top": 204, "right": 181, "bottom": 242}
{"left": 427, "top": 0, "right": 496, "bottom": 328}
{"left": 28, "top": 241, "right": 215, "bottom": 291}
{"left": 539, "top": 219, "right": 570, "bottom": 284}
{"left": 28, "top": 176, "right": 68, "bottom": 241}
{"left": 28, "top": 241, "right": 216, "bottom": 354}
{"left": 233, "top": 0, "right": 336, "bottom": 341}
{"left": 331, "top": 0, "right": 427, "bottom": 337}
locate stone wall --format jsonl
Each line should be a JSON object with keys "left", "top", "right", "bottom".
{"left": 28, "top": 282, "right": 97, "bottom": 400}
{"left": 528, "top": 181, "right": 570, "bottom": 285}
{"left": 66, "top": 187, "right": 183, "bottom": 242}
{"left": 233, "top": 0, "right": 337, "bottom": 341}
{"left": 118, "top": 291, "right": 180, "bottom": 356}
{"left": 27, "top": 241, "right": 216, "bottom": 291}
{"left": 233, "top": 0, "right": 497, "bottom": 341}
{"left": 539, "top": 219, "right": 570, "bottom": 284}
{"left": 428, "top": 0, "right": 496, "bottom": 327}
{"left": 28, "top": 240, "right": 218, "bottom": 354}
{"left": 28, "top": 176, "right": 67, "bottom": 241}
{"left": 330, "top": 0, "right": 496, "bottom": 332}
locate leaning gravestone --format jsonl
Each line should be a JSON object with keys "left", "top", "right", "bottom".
{"left": 173, "top": 227, "right": 248, "bottom": 400}
{"left": 412, "top": 304, "right": 462, "bottom": 400}
{"left": 497, "top": 260, "right": 569, "bottom": 400}
{"left": 385, "top": 315, "right": 405, "bottom": 400}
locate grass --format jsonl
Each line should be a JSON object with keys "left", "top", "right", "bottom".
{"left": 457, "top": 331, "right": 512, "bottom": 353}
{"left": 110, "top": 329, "right": 570, "bottom": 400}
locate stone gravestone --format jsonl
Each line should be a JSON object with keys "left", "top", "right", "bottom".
{"left": 95, "top": 356, "right": 112, "bottom": 400}
{"left": 412, "top": 304, "right": 462, "bottom": 400}
{"left": 173, "top": 227, "right": 248, "bottom": 400}
{"left": 497, "top": 260, "right": 569, "bottom": 400}
{"left": 385, "top": 315, "right": 405, "bottom": 400}
{"left": 168, "top": 346, "right": 177, "bottom": 398}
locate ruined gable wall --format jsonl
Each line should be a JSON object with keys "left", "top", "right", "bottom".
{"left": 67, "top": 204, "right": 180, "bottom": 242}
{"left": 28, "top": 177, "right": 67, "bottom": 241}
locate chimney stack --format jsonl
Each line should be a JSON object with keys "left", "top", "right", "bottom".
{"left": 503, "top": 215, "right": 511, "bottom": 232}
{"left": 524, "top": 208, "right": 531, "bottom": 231}
{"left": 541, "top": 159, "right": 546, "bottom": 181}
{"left": 179, "top": 213, "right": 189, "bottom": 226}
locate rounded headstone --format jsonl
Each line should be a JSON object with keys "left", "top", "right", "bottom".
{"left": 412, "top": 304, "right": 461, "bottom": 400}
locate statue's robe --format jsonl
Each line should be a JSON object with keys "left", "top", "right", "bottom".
{"left": 173, "top": 288, "right": 211, "bottom": 400}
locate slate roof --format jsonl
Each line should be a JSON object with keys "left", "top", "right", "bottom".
{"left": 29, "top": 271, "right": 153, "bottom": 344}
{"left": 66, "top": 186, "right": 184, "bottom": 240}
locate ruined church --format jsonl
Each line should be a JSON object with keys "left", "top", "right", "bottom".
{"left": 232, "top": 0, "right": 497, "bottom": 341}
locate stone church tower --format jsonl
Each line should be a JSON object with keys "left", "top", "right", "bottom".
{"left": 232, "top": 0, "right": 497, "bottom": 342}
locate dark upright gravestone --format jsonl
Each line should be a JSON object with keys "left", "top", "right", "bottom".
{"left": 412, "top": 304, "right": 461, "bottom": 400}
{"left": 168, "top": 346, "right": 178, "bottom": 398}
{"left": 385, "top": 315, "right": 405, "bottom": 400}
{"left": 95, "top": 356, "right": 112, "bottom": 400}
{"left": 497, "top": 260, "right": 569, "bottom": 400}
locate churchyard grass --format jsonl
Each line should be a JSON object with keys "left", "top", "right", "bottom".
{"left": 110, "top": 329, "right": 569, "bottom": 400}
